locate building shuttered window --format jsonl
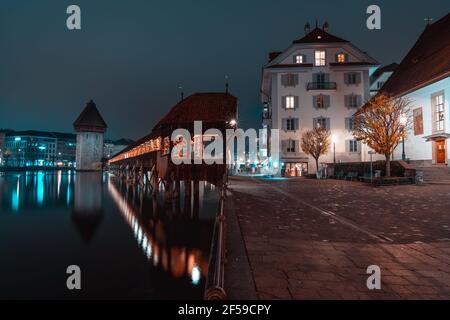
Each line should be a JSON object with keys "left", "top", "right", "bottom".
{"left": 344, "top": 72, "right": 361, "bottom": 85}
{"left": 282, "top": 95, "right": 299, "bottom": 109}
{"left": 345, "top": 94, "right": 362, "bottom": 108}
{"left": 281, "top": 74, "right": 299, "bottom": 87}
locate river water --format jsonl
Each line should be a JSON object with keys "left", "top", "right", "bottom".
{"left": 0, "top": 170, "right": 219, "bottom": 299}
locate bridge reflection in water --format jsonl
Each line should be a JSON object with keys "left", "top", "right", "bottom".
{"left": 107, "top": 173, "right": 217, "bottom": 294}
{"left": 0, "top": 171, "right": 218, "bottom": 299}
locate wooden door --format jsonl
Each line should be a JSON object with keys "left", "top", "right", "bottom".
{"left": 436, "top": 140, "right": 446, "bottom": 164}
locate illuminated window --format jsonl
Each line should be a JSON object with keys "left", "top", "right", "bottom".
{"left": 317, "top": 95, "right": 325, "bottom": 109}
{"left": 337, "top": 53, "right": 347, "bottom": 63}
{"left": 294, "top": 55, "right": 304, "bottom": 64}
{"left": 434, "top": 93, "right": 445, "bottom": 131}
{"left": 315, "top": 50, "right": 326, "bottom": 66}
{"left": 285, "top": 96, "right": 296, "bottom": 109}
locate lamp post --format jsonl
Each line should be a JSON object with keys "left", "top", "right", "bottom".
{"left": 332, "top": 134, "right": 337, "bottom": 165}
{"left": 368, "top": 151, "right": 375, "bottom": 184}
{"left": 400, "top": 115, "right": 407, "bottom": 161}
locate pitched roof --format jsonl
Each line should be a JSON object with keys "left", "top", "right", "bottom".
{"left": 73, "top": 100, "right": 108, "bottom": 132}
{"left": 110, "top": 93, "right": 238, "bottom": 159}
{"left": 381, "top": 13, "right": 450, "bottom": 96}
{"left": 370, "top": 63, "right": 399, "bottom": 81}
{"left": 156, "top": 93, "right": 237, "bottom": 127}
{"left": 293, "top": 27, "right": 349, "bottom": 44}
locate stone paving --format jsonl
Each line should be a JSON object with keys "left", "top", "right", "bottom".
{"left": 226, "top": 176, "right": 450, "bottom": 300}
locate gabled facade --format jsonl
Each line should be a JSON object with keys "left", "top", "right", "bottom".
{"left": 382, "top": 13, "right": 450, "bottom": 166}
{"left": 261, "top": 23, "right": 379, "bottom": 175}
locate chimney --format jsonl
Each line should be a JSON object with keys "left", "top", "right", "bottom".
{"left": 323, "top": 21, "right": 329, "bottom": 32}
{"left": 304, "top": 22, "right": 311, "bottom": 34}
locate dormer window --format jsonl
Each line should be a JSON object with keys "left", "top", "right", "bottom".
{"left": 336, "top": 53, "right": 348, "bottom": 63}
{"left": 315, "top": 50, "right": 326, "bottom": 66}
{"left": 294, "top": 54, "right": 305, "bottom": 64}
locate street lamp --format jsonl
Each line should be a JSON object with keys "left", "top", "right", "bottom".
{"left": 332, "top": 134, "right": 337, "bottom": 165}
{"left": 229, "top": 119, "right": 237, "bottom": 127}
{"left": 400, "top": 115, "right": 407, "bottom": 161}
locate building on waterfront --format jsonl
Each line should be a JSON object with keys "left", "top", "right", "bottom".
{"left": 381, "top": 13, "right": 450, "bottom": 165}
{"left": 73, "top": 100, "right": 108, "bottom": 171}
{"left": 2, "top": 130, "right": 76, "bottom": 167}
{"left": 0, "top": 130, "right": 7, "bottom": 166}
{"left": 369, "top": 63, "right": 398, "bottom": 96}
{"left": 260, "top": 22, "right": 379, "bottom": 175}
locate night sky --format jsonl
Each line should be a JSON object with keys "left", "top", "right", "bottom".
{"left": 1, "top": 0, "right": 449, "bottom": 140}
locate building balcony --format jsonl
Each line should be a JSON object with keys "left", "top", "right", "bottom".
{"left": 307, "top": 82, "right": 337, "bottom": 91}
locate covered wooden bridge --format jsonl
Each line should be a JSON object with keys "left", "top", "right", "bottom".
{"left": 107, "top": 92, "right": 238, "bottom": 195}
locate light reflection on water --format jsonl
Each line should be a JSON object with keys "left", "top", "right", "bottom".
{"left": 0, "top": 170, "right": 218, "bottom": 299}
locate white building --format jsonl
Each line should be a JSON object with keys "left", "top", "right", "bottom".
{"left": 382, "top": 13, "right": 450, "bottom": 166}
{"left": 261, "top": 22, "right": 379, "bottom": 175}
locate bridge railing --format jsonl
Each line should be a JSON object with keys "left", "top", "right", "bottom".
{"left": 204, "top": 173, "right": 228, "bottom": 300}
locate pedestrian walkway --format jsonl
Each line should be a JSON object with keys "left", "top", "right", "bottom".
{"left": 224, "top": 176, "right": 450, "bottom": 299}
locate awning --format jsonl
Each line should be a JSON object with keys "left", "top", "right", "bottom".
{"left": 422, "top": 133, "right": 450, "bottom": 142}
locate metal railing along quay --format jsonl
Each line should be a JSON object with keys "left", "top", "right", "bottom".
{"left": 204, "top": 175, "right": 228, "bottom": 300}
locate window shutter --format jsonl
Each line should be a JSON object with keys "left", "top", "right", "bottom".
{"left": 293, "top": 74, "right": 299, "bottom": 86}
{"left": 357, "top": 141, "right": 362, "bottom": 153}
{"left": 345, "top": 118, "right": 350, "bottom": 130}
{"left": 282, "top": 96, "right": 287, "bottom": 109}
{"left": 302, "top": 54, "right": 306, "bottom": 63}
{"left": 326, "top": 118, "right": 331, "bottom": 130}
{"left": 281, "top": 140, "right": 287, "bottom": 153}
{"left": 281, "top": 75, "right": 287, "bottom": 87}
{"left": 281, "top": 118, "right": 287, "bottom": 130}
{"left": 294, "top": 118, "right": 299, "bottom": 130}
{"left": 294, "top": 96, "right": 299, "bottom": 109}
{"left": 344, "top": 53, "right": 349, "bottom": 62}
{"left": 345, "top": 140, "right": 350, "bottom": 153}
{"left": 313, "top": 118, "right": 318, "bottom": 129}
{"left": 345, "top": 95, "right": 350, "bottom": 108}
{"left": 313, "top": 96, "right": 317, "bottom": 109}
{"left": 344, "top": 73, "right": 349, "bottom": 85}
{"left": 357, "top": 95, "right": 362, "bottom": 107}
{"left": 324, "top": 73, "right": 330, "bottom": 83}
{"left": 325, "top": 95, "right": 331, "bottom": 108}
{"left": 294, "top": 140, "right": 299, "bottom": 153}
{"left": 355, "top": 73, "right": 361, "bottom": 84}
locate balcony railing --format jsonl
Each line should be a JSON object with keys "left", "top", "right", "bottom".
{"left": 307, "top": 82, "right": 337, "bottom": 91}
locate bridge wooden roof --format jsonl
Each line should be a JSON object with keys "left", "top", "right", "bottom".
{"left": 109, "top": 92, "right": 237, "bottom": 160}
{"left": 156, "top": 93, "right": 237, "bottom": 127}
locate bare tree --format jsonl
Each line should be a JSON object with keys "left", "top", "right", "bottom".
{"left": 353, "top": 93, "right": 412, "bottom": 177}
{"left": 301, "top": 127, "right": 331, "bottom": 175}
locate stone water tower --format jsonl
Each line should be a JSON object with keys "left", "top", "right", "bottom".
{"left": 73, "top": 100, "right": 108, "bottom": 171}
